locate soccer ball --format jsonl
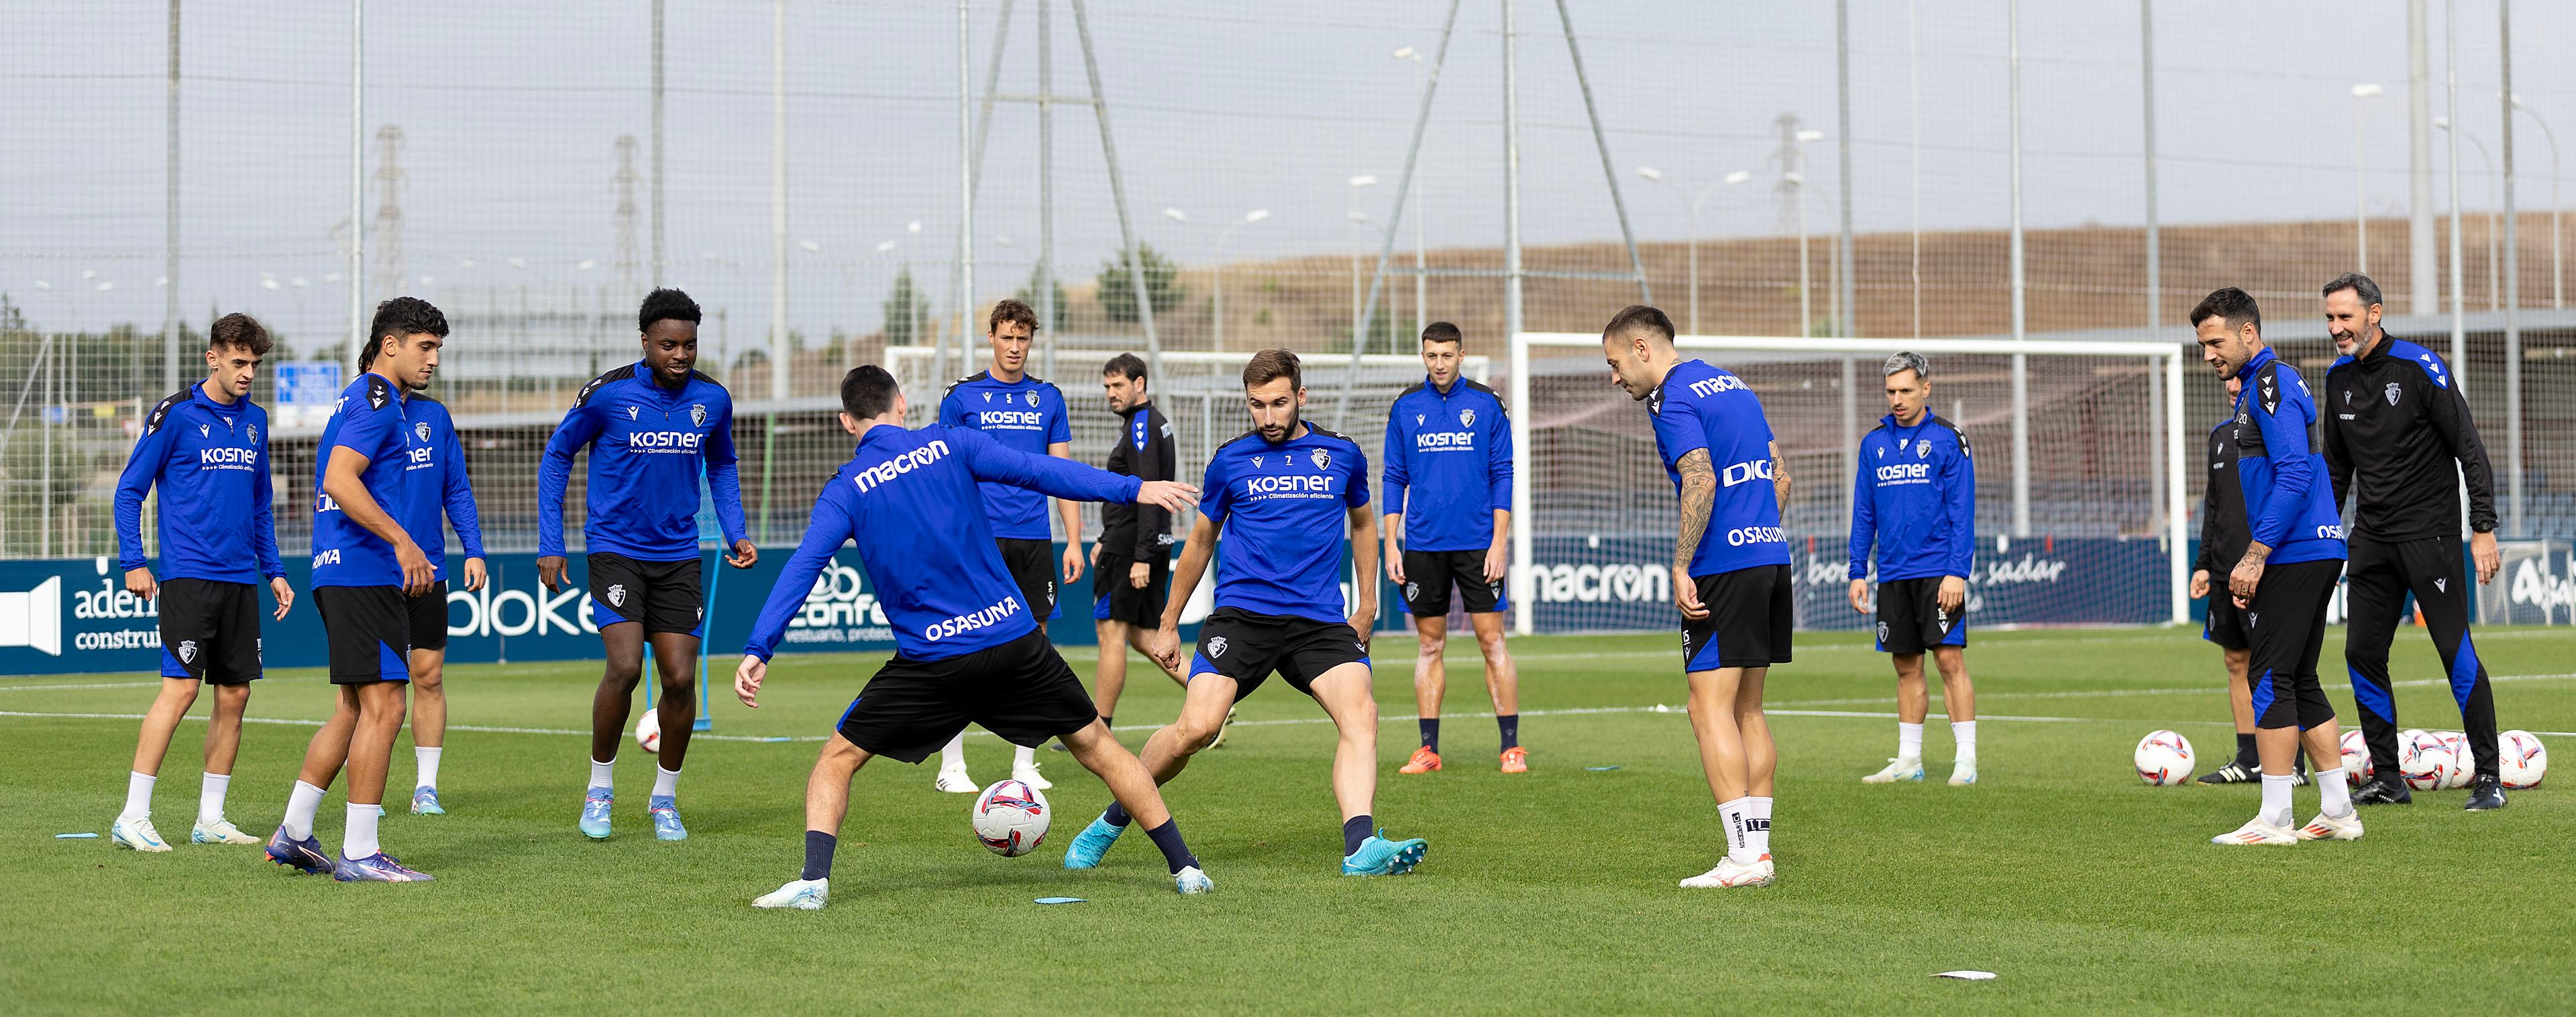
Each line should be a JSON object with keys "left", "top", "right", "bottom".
{"left": 971, "top": 779, "right": 1051, "bottom": 857}
{"left": 2337, "top": 729, "right": 2373, "bottom": 786}
{"left": 2498, "top": 730, "right": 2548, "bottom": 790}
{"left": 2134, "top": 730, "right": 2194, "bottom": 786}
{"left": 2434, "top": 731, "right": 2476, "bottom": 789}
{"left": 635, "top": 709, "right": 661, "bottom": 755}
{"left": 2399, "top": 729, "right": 2453, "bottom": 791}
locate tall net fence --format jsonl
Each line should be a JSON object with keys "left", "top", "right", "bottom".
{"left": 4, "top": 1, "right": 2571, "bottom": 571}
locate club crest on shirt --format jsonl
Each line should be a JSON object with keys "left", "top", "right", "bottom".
{"left": 606, "top": 584, "right": 627, "bottom": 608}
{"left": 2384, "top": 382, "right": 2402, "bottom": 406}
{"left": 246, "top": 424, "right": 258, "bottom": 445}
{"left": 1027, "top": 390, "right": 1040, "bottom": 407}
{"left": 1311, "top": 448, "right": 1331, "bottom": 470}
{"left": 1459, "top": 408, "right": 1475, "bottom": 427}
{"left": 1915, "top": 439, "right": 1931, "bottom": 458}
{"left": 1876, "top": 622, "right": 1889, "bottom": 643}
{"left": 178, "top": 640, "right": 198, "bottom": 663}
{"left": 1207, "top": 636, "right": 1228, "bottom": 658}
{"left": 691, "top": 403, "right": 708, "bottom": 428}
{"left": 415, "top": 421, "right": 432, "bottom": 443}
{"left": 1404, "top": 582, "right": 1419, "bottom": 600}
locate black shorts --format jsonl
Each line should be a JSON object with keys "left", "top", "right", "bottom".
{"left": 405, "top": 581, "right": 450, "bottom": 653}
{"left": 587, "top": 552, "right": 704, "bottom": 637}
{"left": 313, "top": 585, "right": 411, "bottom": 685}
{"left": 2202, "top": 590, "right": 2250, "bottom": 651}
{"left": 1682, "top": 564, "right": 1794, "bottom": 672}
{"left": 2246, "top": 558, "right": 2341, "bottom": 731}
{"left": 832, "top": 629, "right": 1099, "bottom": 763}
{"left": 1090, "top": 550, "right": 1169, "bottom": 627}
{"left": 1188, "top": 607, "right": 1371, "bottom": 702}
{"left": 1401, "top": 549, "right": 1509, "bottom": 617}
{"left": 1874, "top": 575, "right": 1967, "bottom": 654}
{"left": 996, "top": 538, "right": 1059, "bottom": 620}
{"left": 156, "top": 578, "right": 264, "bottom": 685}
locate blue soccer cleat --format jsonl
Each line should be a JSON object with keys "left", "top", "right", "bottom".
{"left": 411, "top": 786, "right": 445, "bottom": 816}
{"left": 333, "top": 851, "right": 433, "bottom": 882}
{"left": 1342, "top": 831, "right": 1428, "bottom": 876}
{"left": 264, "top": 826, "right": 331, "bottom": 875}
{"left": 1061, "top": 814, "right": 1126, "bottom": 870}
{"left": 649, "top": 796, "right": 688, "bottom": 841}
{"left": 580, "top": 788, "right": 614, "bottom": 840}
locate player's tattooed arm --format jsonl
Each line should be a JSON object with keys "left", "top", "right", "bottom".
{"left": 1672, "top": 448, "right": 1715, "bottom": 620}
{"left": 1768, "top": 439, "right": 1791, "bottom": 503}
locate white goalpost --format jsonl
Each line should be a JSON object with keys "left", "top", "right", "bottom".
{"left": 1508, "top": 331, "right": 2190, "bottom": 637}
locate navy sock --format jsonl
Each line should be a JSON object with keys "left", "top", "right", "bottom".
{"left": 800, "top": 830, "right": 837, "bottom": 881}
{"left": 1497, "top": 714, "right": 1519, "bottom": 751}
{"left": 1342, "top": 814, "right": 1373, "bottom": 856}
{"left": 1099, "top": 714, "right": 1112, "bottom": 727}
{"left": 2234, "top": 733, "right": 2257, "bottom": 767}
{"left": 1419, "top": 718, "right": 1440, "bottom": 753}
{"left": 1102, "top": 802, "right": 1132, "bottom": 827}
{"left": 1143, "top": 818, "right": 1199, "bottom": 874}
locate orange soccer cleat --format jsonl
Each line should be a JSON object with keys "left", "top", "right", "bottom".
{"left": 1399, "top": 746, "right": 1443, "bottom": 773}
{"left": 1499, "top": 747, "right": 1529, "bottom": 773}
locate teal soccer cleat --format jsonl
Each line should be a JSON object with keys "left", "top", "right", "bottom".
{"left": 1061, "top": 814, "right": 1126, "bottom": 870}
{"left": 411, "top": 786, "right": 445, "bottom": 815}
{"left": 580, "top": 788, "right": 614, "bottom": 840}
{"left": 649, "top": 796, "right": 688, "bottom": 841}
{"left": 1341, "top": 832, "right": 1428, "bottom": 876}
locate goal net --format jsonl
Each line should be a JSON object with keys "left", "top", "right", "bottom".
{"left": 1507, "top": 332, "right": 2190, "bottom": 637}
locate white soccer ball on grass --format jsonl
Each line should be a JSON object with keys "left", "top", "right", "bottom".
{"left": 2134, "top": 730, "right": 2194, "bottom": 786}
{"left": 2337, "top": 729, "right": 2373, "bottom": 786}
{"left": 2399, "top": 729, "right": 2452, "bottom": 792}
{"left": 973, "top": 778, "right": 1051, "bottom": 857}
{"left": 2498, "top": 730, "right": 2548, "bottom": 790}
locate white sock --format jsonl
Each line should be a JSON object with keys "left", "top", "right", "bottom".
{"left": 1717, "top": 796, "right": 1756, "bottom": 864}
{"left": 2316, "top": 758, "right": 2353, "bottom": 817}
{"left": 653, "top": 765, "right": 681, "bottom": 799}
{"left": 119, "top": 771, "right": 156, "bottom": 821}
{"left": 938, "top": 733, "right": 968, "bottom": 773}
{"left": 343, "top": 802, "right": 380, "bottom": 860}
{"left": 1012, "top": 743, "right": 1038, "bottom": 772}
{"left": 197, "top": 772, "right": 231, "bottom": 826}
{"left": 1746, "top": 796, "right": 1774, "bottom": 857}
{"left": 1896, "top": 722, "right": 1924, "bottom": 760}
{"left": 2258, "top": 773, "right": 2296, "bottom": 828}
{"left": 415, "top": 746, "right": 443, "bottom": 790}
{"left": 588, "top": 757, "right": 616, "bottom": 791}
{"left": 284, "top": 780, "right": 325, "bottom": 840}
{"left": 1952, "top": 720, "right": 1978, "bottom": 757}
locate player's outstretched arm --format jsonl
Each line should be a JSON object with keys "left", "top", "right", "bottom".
{"left": 1148, "top": 515, "right": 1222, "bottom": 671}
{"left": 741, "top": 483, "right": 859, "bottom": 666}
{"left": 1672, "top": 448, "right": 1715, "bottom": 621}
{"left": 953, "top": 427, "right": 1159, "bottom": 505}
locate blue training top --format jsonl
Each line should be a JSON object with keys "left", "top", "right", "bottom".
{"left": 1198, "top": 424, "right": 1371, "bottom": 623}
{"left": 937, "top": 370, "right": 1074, "bottom": 541}
{"left": 743, "top": 424, "right": 1142, "bottom": 662}
{"left": 115, "top": 382, "right": 284, "bottom": 584}
{"left": 2229, "top": 347, "right": 2345, "bottom": 566}
{"left": 394, "top": 394, "right": 485, "bottom": 583}
{"left": 1381, "top": 376, "right": 1513, "bottom": 553}
{"left": 311, "top": 373, "right": 422, "bottom": 588}
{"left": 537, "top": 362, "right": 749, "bottom": 561}
{"left": 1847, "top": 411, "right": 1976, "bottom": 582}
{"left": 1650, "top": 360, "right": 1789, "bottom": 578}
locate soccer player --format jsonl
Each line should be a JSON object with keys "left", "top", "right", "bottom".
{"left": 737, "top": 366, "right": 1212, "bottom": 908}
{"left": 932, "top": 299, "right": 1083, "bottom": 792}
{"left": 390, "top": 352, "right": 486, "bottom": 815}
{"left": 1062, "top": 349, "right": 1431, "bottom": 877}
{"left": 108, "top": 313, "right": 292, "bottom": 851}
{"left": 263, "top": 297, "right": 446, "bottom": 881}
{"left": 1601, "top": 305, "right": 1790, "bottom": 888}
{"left": 2319, "top": 273, "right": 2507, "bottom": 811}
{"left": 537, "top": 288, "right": 756, "bottom": 841}
{"left": 1383, "top": 322, "right": 1524, "bottom": 775}
{"left": 2190, "top": 287, "right": 2360, "bottom": 846}
{"left": 1847, "top": 352, "right": 1979, "bottom": 786}
{"left": 2192, "top": 378, "right": 2312, "bottom": 788}
{"left": 1089, "top": 353, "right": 1190, "bottom": 733}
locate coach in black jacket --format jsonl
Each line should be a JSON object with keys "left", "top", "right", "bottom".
{"left": 2317, "top": 272, "right": 2505, "bottom": 811}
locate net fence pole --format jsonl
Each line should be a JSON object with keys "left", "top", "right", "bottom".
{"left": 347, "top": 0, "right": 364, "bottom": 368}
{"left": 2498, "top": 0, "right": 2522, "bottom": 535}
{"left": 164, "top": 0, "right": 179, "bottom": 393}
{"left": 1509, "top": 329, "right": 1532, "bottom": 635}
{"left": 1068, "top": 0, "right": 1161, "bottom": 382}
{"left": 2165, "top": 347, "right": 2188, "bottom": 624}
{"left": 955, "top": 0, "right": 971, "bottom": 387}
{"left": 2141, "top": 0, "right": 2159, "bottom": 333}
{"left": 651, "top": 0, "right": 664, "bottom": 288}
{"left": 2006, "top": 0, "right": 2031, "bottom": 538}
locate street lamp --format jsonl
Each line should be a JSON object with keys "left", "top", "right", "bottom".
{"left": 2434, "top": 117, "right": 2502, "bottom": 309}
{"left": 2352, "top": 83, "right": 2383, "bottom": 274}
{"left": 1792, "top": 129, "right": 1825, "bottom": 337}
{"left": 1348, "top": 175, "right": 1378, "bottom": 352}
{"left": 1394, "top": 45, "right": 1428, "bottom": 335}
{"left": 2508, "top": 93, "right": 2564, "bottom": 308}
{"left": 1210, "top": 209, "right": 1269, "bottom": 352}
{"left": 1636, "top": 166, "right": 1752, "bottom": 335}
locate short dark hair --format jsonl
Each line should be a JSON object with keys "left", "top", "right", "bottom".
{"left": 1243, "top": 348, "right": 1302, "bottom": 391}
{"left": 2188, "top": 287, "right": 2261, "bottom": 332}
{"left": 363, "top": 297, "right": 448, "bottom": 367}
{"left": 841, "top": 364, "right": 900, "bottom": 420}
{"left": 208, "top": 313, "right": 272, "bottom": 358}
{"left": 639, "top": 288, "right": 702, "bottom": 332}
{"left": 989, "top": 298, "right": 1040, "bottom": 334}
{"left": 1420, "top": 321, "right": 1464, "bottom": 347}
{"left": 1103, "top": 352, "right": 1147, "bottom": 383}
{"left": 2322, "top": 272, "right": 2383, "bottom": 308}
{"left": 1602, "top": 304, "right": 1676, "bottom": 345}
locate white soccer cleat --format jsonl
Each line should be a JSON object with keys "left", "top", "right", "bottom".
{"left": 2210, "top": 816, "right": 2298, "bottom": 846}
{"left": 1173, "top": 865, "right": 1214, "bottom": 895}
{"left": 1862, "top": 756, "right": 1925, "bottom": 784}
{"left": 933, "top": 768, "right": 978, "bottom": 794}
{"left": 2295, "top": 810, "right": 2364, "bottom": 842}
{"left": 753, "top": 877, "right": 830, "bottom": 910}
{"left": 1679, "top": 854, "right": 1775, "bottom": 888}
{"left": 191, "top": 818, "right": 260, "bottom": 845}
{"left": 110, "top": 816, "right": 171, "bottom": 852}
{"left": 1012, "top": 763, "right": 1054, "bottom": 792}
{"left": 1948, "top": 757, "right": 1978, "bottom": 786}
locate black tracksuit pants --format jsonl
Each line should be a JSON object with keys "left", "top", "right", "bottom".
{"left": 2343, "top": 535, "right": 2499, "bottom": 780}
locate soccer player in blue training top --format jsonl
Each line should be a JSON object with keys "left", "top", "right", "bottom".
{"left": 1066, "top": 348, "right": 1432, "bottom": 878}
{"left": 2191, "top": 286, "right": 2360, "bottom": 846}
{"left": 1089, "top": 353, "right": 1193, "bottom": 736}
{"left": 735, "top": 366, "right": 1212, "bottom": 909}
{"left": 934, "top": 298, "right": 1083, "bottom": 792}
{"left": 109, "top": 313, "right": 292, "bottom": 852}
{"left": 1602, "top": 305, "right": 1792, "bottom": 889}
{"left": 388, "top": 341, "right": 485, "bottom": 816}
{"left": 264, "top": 297, "right": 445, "bottom": 883}
{"left": 538, "top": 287, "right": 756, "bottom": 843}
{"left": 2192, "top": 376, "right": 2309, "bottom": 788}
{"left": 1383, "top": 322, "right": 1525, "bottom": 775}
{"left": 1846, "top": 351, "right": 1981, "bottom": 787}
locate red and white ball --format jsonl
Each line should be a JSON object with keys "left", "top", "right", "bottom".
{"left": 2399, "top": 729, "right": 2453, "bottom": 792}
{"left": 2498, "top": 730, "right": 2548, "bottom": 790}
{"left": 635, "top": 708, "right": 661, "bottom": 755}
{"left": 2337, "top": 729, "right": 2373, "bottom": 786}
{"left": 2135, "top": 730, "right": 2195, "bottom": 786}
{"left": 971, "top": 778, "right": 1051, "bottom": 857}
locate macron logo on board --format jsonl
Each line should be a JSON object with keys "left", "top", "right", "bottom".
{"left": 0, "top": 576, "right": 63, "bottom": 656}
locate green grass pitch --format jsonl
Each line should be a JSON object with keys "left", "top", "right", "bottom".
{"left": 4, "top": 625, "right": 2572, "bottom": 1014}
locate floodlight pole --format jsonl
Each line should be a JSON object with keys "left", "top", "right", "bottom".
{"left": 347, "top": 0, "right": 364, "bottom": 369}
{"left": 2498, "top": 0, "right": 2521, "bottom": 535}
{"left": 2007, "top": 0, "right": 2031, "bottom": 537}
